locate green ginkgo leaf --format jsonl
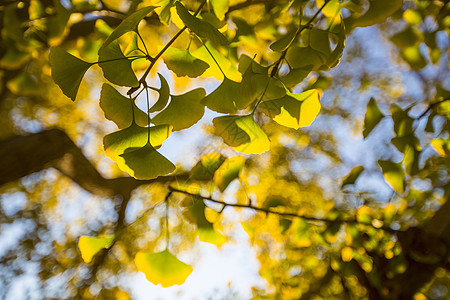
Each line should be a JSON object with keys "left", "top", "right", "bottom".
{"left": 175, "top": 2, "right": 228, "bottom": 45}
{"left": 213, "top": 115, "right": 270, "bottom": 154}
{"left": 378, "top": 160, "right": 405, "bottom": 194}
{"left": 363, "top": 98, "right": 384, "bottom": 138}
{"left": 202, "top": 77, "right": 241, "bottom": 113}
{"left": 135, "top": 250, "right": 193, "bottom": 287}
{"left": 285, "top": 46, "right": 328, "bottom": 70}
{"left": 352, "top": 0, "right": 403, "bottom": 28}
{"left": 120, "top": 142, "right": 176, "bottom": 179}
{"left": 152, "top": 88, "right": 206, "bottom": 131}
{"left": 49, "top": 47, "right": 93, "bottom": 101}
{"left": 341, "top": 165, "right": 364, "bottom": 188}
{"left": 210, "top": 0, "right": 229, "bottom": 20}
{"left": 101, "top": 6, "right": 156, "bottom": 49}
{"left": 259, "top": 89, "right": 321, "bottom": 129}
{"left": 191, "top": 152, "right": 226, "bottom": 181}
{"left": 316, "top": 0, "right": 341, "bottom": 24}
{"left": 213, "top": 155, "right": 245, "bottom": 192}
{"left": 149, "top": 73, "right": 170, "bottom": 113}
{"left": 163, "top": 47, "right": 209, "bottom": 78}
{"left": 100, "top": 83, "right": 148, "bottom": 128}
{"left": 78, "top": 235, "right": 114, "bottom": 263}
{"left": 270, "top": 30, "right": 297, "bottom": 52}
{"left": 153, "top": 0, "right": 175, "bottom": 25}
{"left": 98, "top": 40, "right": 139, "bottom": 87}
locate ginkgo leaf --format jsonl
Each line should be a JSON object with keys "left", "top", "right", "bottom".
{"left": 103, "top": 123, "right": 172, "bottom": 160}
{"left": 152, "top": 88, "right": 206, "bottom": 131}
{"left": 187, "top": 198, "right": 227, "bottom": 246}
{"left": 316, "top": 0, "right": 341, "bottom": 24}
{"left": 98, "top": 40, "right": 139, "bottom": 87}
{"left": 100, "top": 83, "right": 148, "bottom": 128}
{"left": 280, "top": 66, "right": 313, "bottom": 89}
{"left": 259, "top": 89, "right": 321, "bottom": 129}
{"left": 119, "top": 142, "right": 176, "bottom": 179}
{"left": 149, "top": 73, "right": 170, "bottom": 113}
{"left": 6, "top": 72, "right": 39, "bottom": 96}
{"left": 341, "top": 166, "right": 364, "bottom": 188}
{"left": 378, "top": 160, "right": 405, "bottom": 194}
{"left": 270, "top": 30, "right": 297, "bottom": 52}
{"left": 153, "top": 0, "right": 175, "bottom": 25}
{"left": 175, "top": 2, "right": 228, "bottom": 46}
{"left": 285, "top": 46, "right": 328, "bottom": 70}
{"left": 430, "top": 139, "right": 450, "bottom": 157}
{"left": 192, "top": 43, "right": 239, "bottom": 81}
{"left": 352, "top": 0, "right": 403, "bottom": 28}
{"left": 78, "top": 235, "right": 114, "bottom": 263}
{"left": 306, "top": 28, "right": 332, "bottom": 55}
{"left": 101, "top": 6, "right": 156, "bottom": 49}
{"left": 202, "top": 77, "right": 241, "bottom": 113}
{"left": 135, "top": 250, "right": 193, "bottom": 287}
{"left": 162, "top": 47, "right": 209, "bottom": 78}
{"left": 210, "top": 0, "right": 229, "bottom": 20}
{"left": 49, "top": 47, "right": 93, "bottom": 101}
{"left": 213, "top": 115, "right": 270, "bottom": 154}
{"left": 213, "top": 156, "right": 245, "bottom": 192}
{"left": 191, "top": 152, "right": 226, "bottom": 181}
{"left": 363, "top": 98, "right": 384, "bottom": 138}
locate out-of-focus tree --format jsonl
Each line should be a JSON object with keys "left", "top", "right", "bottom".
{"left": 0, "top": 0, "right": 449, "bottom": 299}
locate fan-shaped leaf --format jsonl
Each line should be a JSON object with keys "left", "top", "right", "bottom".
{"left": 202, "top": 77, "right": 241, "bottom": 113}
{"left": 213, "top": 156, "right": 245, "bottom": 192}
{"left": 100, "top": 83, "right": 148, "bottom": 128}
{"left": 163, "top": 47, "right": 209, "bottom": 78}
{"left": 352, "top": 0, "right": 403, "bottom": 28}
{"left": 152, "top": 88, "right": 206, "bottom": 131}
{"left": 191, "top": 152, "right": 226, "bottom": 181}
{"left": 285, "top": 46, "right": 328, "bottom": 70}
{"left": 49, "top": 47, "right": 93, "bottom": 101}
{"left": 153, "top": 0, "right": 175, "bottom": 25}
{"left": 175, "top": 2, "right": 228, "bottom": 45}
{"left": 378, "top": 160, "right": 405, "bottom": 194}
{"left": 270, "top": 30, "right": 297, "bottom": 52}
{"left": 213, "top": 115, "right": 270, "bottom": 154}
{"left": 102, "top": 6, "right": 156, "bottom": 49}
{"left": 78, "top": 235, "right": 114, "bottom": 263}
{"left": 259, "top": 89, "right": 321, "bottom": 129}
{"left": 341, "top": 166, "right": 364, "bottom": 188}
{"left": 98, "top": 41, "right": 139, "bottom": 87}
{"left": 363, "top": 98, "right": 384, "bottom": 138}
{"left": 149, "top": 73, "right": 170, "bottom": 113}
{"left": 430, "top": 139, "right": 450, "bottom": 157}
{"left": 210, "top": 0, "right": 229, "bottom": 20}
{"left": 135, "top": 250, "right": 193, "bottom": 287}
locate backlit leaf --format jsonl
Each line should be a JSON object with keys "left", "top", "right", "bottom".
{"left": 175, "top": 2, "right": 228, "bottom": 45}
{"left": 163, "top": 47, "right": 209, "bottom": 78}
{"left": 352, "top": 0, "right": 403, "bottom": 28}
{"left": 270, "top": 30, "right": 297, "bottom": 52}
{"left": 100, "top": 83, "right": 148, "bottom": 128}
{"left": 49, "top": 47, "right": 93, "bottom": 101}
{"left": 149, "top": 73, "right": 170, "bottom": 113}
{"left": 152, "top": 88, "right": 206, "bottom": 131}
{"left": 202, "top": 77, "right": 241, "bottom": 113}
{"left": 341, "top": 165, "right": 364, "bottom": 188}
{"left": 78, "top": 235, "right": 114, "bottom": 263}
{"left": 430, "top": 139, "right": 450, "bottom": 157}
{"left": 285, "top": 46, "right": 328, "bottom": 70}
{"left": 210, "top": 0, "right": 229, "bottom": 20}
{"left": 102, "top": 6, "right": 156, "bottom": 49}
{"left": 378, "top": 160, "right": 405, "bottom": 194}
{"left": 98, "top": 40, "right": 139, "bottom": 87}
{"left": 153, "top": 0, "right": 175, "bottom": 25}
{"left": 259, "top": 89, "right": 321, "bottom": 129}
{"left": 135, "top": 250, "right": 193, "bottom": 287}
{"left": 213, "top": 115, "right": 270, "bottom": 154}
{"left": 363, "top": 98, "right": 384, "bottom": 138}
{"left": 191, "top": 152, "right": 226, "bottom": 181}
{"left": 317, "top": 0, "right": 341, "bottom": 24}
{"left": 6, "top": 72, "right": 39, "bottom": 96}
{"left": 213, "top": 156, "right": 245, "bottom": 192}
{"left": 119, "top": 143, "right": 175, "bottom": 179}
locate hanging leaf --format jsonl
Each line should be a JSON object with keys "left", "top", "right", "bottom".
{"left": 192, "top": 43, "right": 239, "bottom": 80}
{"left": 149, "top": 73, "right": 170, "bottom": 113}
{"left": 99, "top": 83, "right": 148, "bottom": 128}
{"left": 119, "top": 142, "right": 175, "bottom": 179}
{"left": 98, "top": 40, "right": 139, "bottom": 87}
{"left": 403, "top": 146, "right": 420, "bottom": 176}
{"left": 103, "top": 122, "right": 172, "bottom": 161}
{"left": 153, "top": 0, "right": 176, "bottom": 25}
{"left": 352, "top": 0, "right": 403, "bottom": 28}
{"left": 101, "top": 6, "right": 156, "bottom": 49}
{"left": 186, "top": 198, "right": 227, "bottom": 246}
{"left": 78, "top": 235, "right": 114, "bottom": 263}
{"left": 213, "top": 156, "right": 245, "bottom": 192}
{"left": 49, "top": 47, "right": 93, "bottom": 101}
{"left": 135, "top": 250, "right": 193, "bottom": 287}
{"left": 202, "top": 77, "right": 241, "bottom": 114}
{"left": 239, "top": 55, "right": 270, "bottom": 107}
{"left": 213, "top": 115, "right": 270, "bottom": 154}
{"left": 317, "top": 0, "right": 341, "bottom": 24}
{"left": 152, "top": 88, "right": 206, "bottom": 131}
{"left": 210, "top": 0, "right": 229, "bottom": 20}
{"left": 285, "top": 46, "right": 328, "bottom": 70}
{"left": 175, "top": 2, "right": 228, "bottom": 45}
{"left": 378, "top": 160, "right": 405, "bottom": 194}
{"left": 270, "top": 30, "right": 297, "bottom": 52}
{"left": 259, "top": 89, "right": 321, "bottom": 129}
{"left": 401, "top": 46, "right": 427, "bottom": 70}
{"left": 390, "top": 27, "right": 423, "bottom": 49}
{"left": 341, "top": 166, "right": 364, "bottom": 188}
{"left": 363, "top": 98, "right": 384, "bottom": 138}
{"left": 191, "top": 152, "right": 226, "bottom": 181}
{"left": 163, "top": 47, "right": 209, "bottom": 78}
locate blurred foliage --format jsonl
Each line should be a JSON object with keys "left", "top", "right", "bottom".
{"left": 0, "top": 0, "right": 449, "bottom": 299}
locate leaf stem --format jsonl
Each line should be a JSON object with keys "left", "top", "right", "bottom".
{"left": 93, "top": 55, "right": 146, "bottom": 65}
{"left": 165, "top": 192, "right": 172, "bottom": 250}
{"left": 251, "top": 78, "right": 271, "bottom": 114}
{"left": 145, "top": 87, "right": 152, "bottom": 143}
{"left": 137, "top": 31, "right": 151, "bottom": 57}
{"left": 202, "top": 40, "right": 226, "bottom": 78}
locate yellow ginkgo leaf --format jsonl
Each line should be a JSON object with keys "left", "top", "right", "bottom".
{"left": 135, "top": 250, "right": 193, "bottom": 287}
{"left": 78, "top": 235, "right": 114, "bottom": 263}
